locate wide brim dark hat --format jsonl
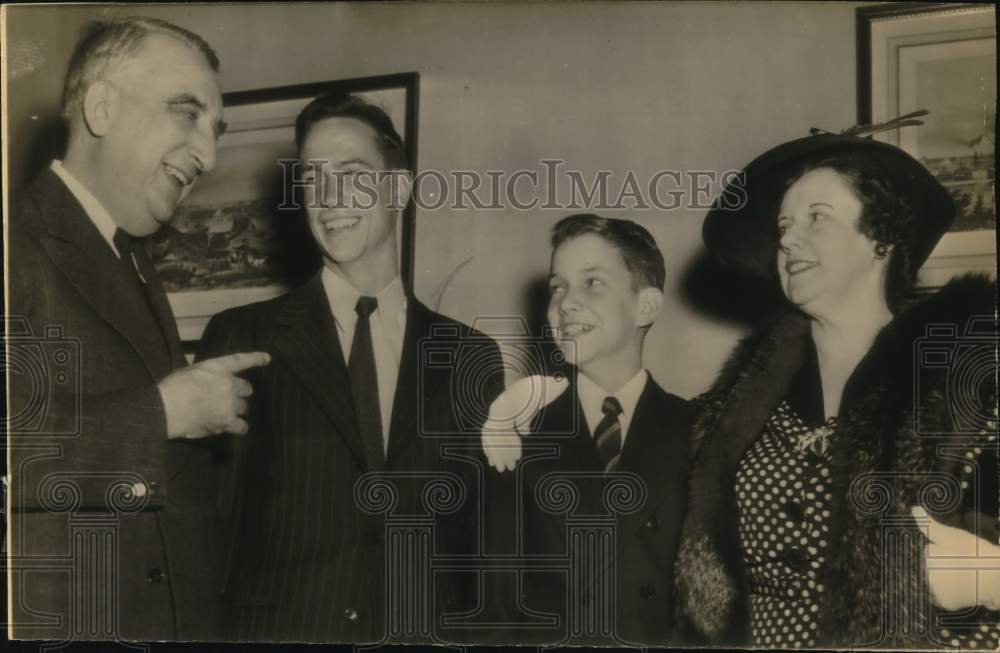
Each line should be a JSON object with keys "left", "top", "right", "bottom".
{"left": 702, "top": 133, "right": 955, "bottom": 280}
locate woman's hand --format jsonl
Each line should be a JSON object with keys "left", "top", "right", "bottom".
{"left": 913, "top": 505, "right": 1000, "bottom": 612}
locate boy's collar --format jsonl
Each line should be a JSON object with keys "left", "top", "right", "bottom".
{"left": 575, "top": 367, "right": 646, "bottom": 397}
{"left": 576, "top": 368, "right": 649, "bottom": 442}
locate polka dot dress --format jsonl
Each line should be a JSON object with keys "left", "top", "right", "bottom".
{"left": 736, "top": 401, "right": 1000, "bottom": 649}
{"left": 939, "top": 624, "right": 1000, "bottom": 651}
{"left": 736, "top": 401, "right": 834, "bottom": 648}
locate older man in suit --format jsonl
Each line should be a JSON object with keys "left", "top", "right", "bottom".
{"left": 8, "top": 17, "right": 268, "bottom": 641}
{"left": 199, "top": 93, "right": 504, "bottom": 644}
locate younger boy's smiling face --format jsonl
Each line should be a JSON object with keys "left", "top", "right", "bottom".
{"left": 547, "top": 233, "right": 651, "bottom": 375}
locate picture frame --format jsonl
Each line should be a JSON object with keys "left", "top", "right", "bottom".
{"left": 150, "top": 72, "right": 420, "bottom": 342}
{"left": 857, "top": 3, "right": 995, "bottom": 288}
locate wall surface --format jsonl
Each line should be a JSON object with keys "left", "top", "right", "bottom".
{"left": 4, "top": 2, "right": 866, "bottom": 398}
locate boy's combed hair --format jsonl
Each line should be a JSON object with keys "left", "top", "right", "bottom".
{"left": 295, "top": 92, "right": 408, "bottom": 172}
{"left": 551, "top": 213, "right": 666, "bottom": 291}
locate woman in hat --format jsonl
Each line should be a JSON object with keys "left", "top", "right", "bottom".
{"left": 675, "top": 132, "right": 998, "bottom": 648}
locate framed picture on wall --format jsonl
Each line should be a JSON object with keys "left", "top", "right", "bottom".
{"left": 149, "top": 72, "right": 420, "bottom": 341}
{"left": 857, "top": 3, "right": 995, "bottom": 288}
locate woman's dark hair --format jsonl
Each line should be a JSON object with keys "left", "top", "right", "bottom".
{"left": 785, "top": 153, "right": 916, "bottom": 311}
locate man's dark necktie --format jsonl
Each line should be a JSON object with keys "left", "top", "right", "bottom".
{"left": 349, "top": 296, "right": 385, "bottom": 470}
{"left": 594, "top": 396, "right": 623, "bottom": 472}
{"left": 113, "top": 228, "right": 168, "bottom": 345}
{"left": 113, "top": 228, "right": 146, "bottom": 292}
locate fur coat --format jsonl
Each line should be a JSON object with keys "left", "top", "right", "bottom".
{"left": 675, "top": 275, "right": 998, "bottom": 648}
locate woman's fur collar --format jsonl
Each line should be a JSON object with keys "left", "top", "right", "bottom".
{"left": 676, "top": 275, "right": 997, "bottom": 647}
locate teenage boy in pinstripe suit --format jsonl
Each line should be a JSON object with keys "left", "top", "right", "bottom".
{"left": 199, "top": 93, "right": 502, "bottom": 643}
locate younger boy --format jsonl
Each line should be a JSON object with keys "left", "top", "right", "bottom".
{"left": 487, "top": 214, "right": 695, "bottom": 646}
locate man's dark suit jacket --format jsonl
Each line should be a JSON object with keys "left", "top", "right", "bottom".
{"left": 7, "top": 168, "right": 222, "bottom": 641}
{"left": 197, "top": 275, "right": 503, "bottom": 644}
{"left": 487, "top": 373, "right": 695, "bottom": 646}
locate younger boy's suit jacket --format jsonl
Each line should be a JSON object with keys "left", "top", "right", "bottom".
{"left": 488, "top": 373, "right": 695, "bottom": 646}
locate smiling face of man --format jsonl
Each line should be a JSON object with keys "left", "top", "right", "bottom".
{"left": 300, "top": 116, "right": 400, "bottom": 275}
{"left": 547, "top": 233, "right": 653, "bottom": 383}
{"left": 96, "top": 33, "right": 223, "bottom": 236}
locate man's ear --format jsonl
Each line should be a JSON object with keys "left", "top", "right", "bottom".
{"left": 391, "top": 170, "right": 413, "bottom": 210}
{"left": 82, "top": 81, "right": 114, "bottom": 137}
{"left": 637, "top": 286, "right": 663, "bottom": 328}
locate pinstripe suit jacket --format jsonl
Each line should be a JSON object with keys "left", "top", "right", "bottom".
{"left": 198, "top": 274, "right": 503, "bottom": 644}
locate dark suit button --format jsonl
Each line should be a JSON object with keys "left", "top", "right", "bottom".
{"left": 147, "top": 568, "right": 164, "bottom": 584}
{"left": 639, "top": 582, "right": 655, "bottom": 599}
{"left": 344, "top": 608, "right": 358, "bottom": 621}
{"left": 644, "top": 516, "right": 660, "bottom": 530}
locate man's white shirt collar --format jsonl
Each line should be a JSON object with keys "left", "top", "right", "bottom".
{"left": 577, "top": 368, "right": 649, "bottom": 445}
{"left": 50, "top": 160, "right": 122, "bottom": 258}
{"left": 321, "top": 267, "right": 408, "bottom": 333}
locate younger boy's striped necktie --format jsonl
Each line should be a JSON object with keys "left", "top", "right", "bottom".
{"left": 594, "top": 396, "right": 623, "bottom": 472}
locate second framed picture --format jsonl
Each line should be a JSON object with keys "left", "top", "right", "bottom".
{"left": 149, "top": 73, "right": 419, "bottom": 341}
{"left": 857, "top": 3, "right": 995, "bottom": 288}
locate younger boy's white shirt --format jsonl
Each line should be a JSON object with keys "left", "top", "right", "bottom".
{"left": 576, "top": 368, "right": 648, "bottom": 446}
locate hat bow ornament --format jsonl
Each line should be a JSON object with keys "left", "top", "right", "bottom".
{"left": 702, "top": 108, "right": 954, "bottom": 281}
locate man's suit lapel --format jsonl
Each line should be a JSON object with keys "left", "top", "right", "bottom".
{"left": 273, "top": 275, "right": 367, "bottom": 468}
{"left": 133, "top": 245, "right": 185, "bottom": 368}
{"left": 32, "top": 169, "right": 173, "bottom": 378}
{"left": 385, "top": 299, "right": 448, "bottom": 464}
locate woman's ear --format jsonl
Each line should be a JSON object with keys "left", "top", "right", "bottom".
{"left": 873, "top": 241, "right": 893, "bottom": 261}
{"left": 82, "top": 81, "right": 114, "bottom": 137}
{"left": 637, "top": 286, "right": 664, "bottom": 328}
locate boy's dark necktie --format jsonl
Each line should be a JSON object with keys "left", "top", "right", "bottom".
{"left": 594, "top": 396, "right": 623, "bottom": 472}
{"left": 349, "top": 296, "right": 385, "bottom": 471}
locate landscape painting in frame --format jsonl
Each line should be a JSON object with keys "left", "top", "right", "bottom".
{"left": 148, "top": 73, "right": 419, "bottom": 341}
{"left": 859, "top": 4, "right": 996, "bottom": 288}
